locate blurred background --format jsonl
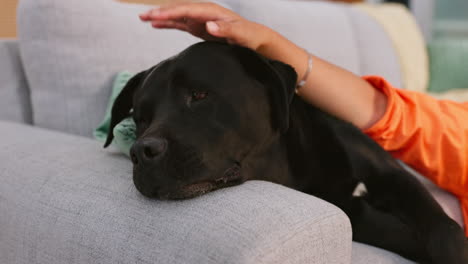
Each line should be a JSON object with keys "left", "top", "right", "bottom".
{"left": 0, "top": 0, "right": 166, "bottom": 38}
{"left": 1, "top": 0, "right": 467, "bottom": 40}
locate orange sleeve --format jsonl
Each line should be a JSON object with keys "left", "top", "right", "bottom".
{"left": 362, "top": 76, "right": 468, "bottom": 235}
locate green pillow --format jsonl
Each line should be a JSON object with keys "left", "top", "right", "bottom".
{"left": 94, "top": 71, "right": 137, "bottom": 156}
{"left": 428, "top": 38, "right": 468, "bottom": 93}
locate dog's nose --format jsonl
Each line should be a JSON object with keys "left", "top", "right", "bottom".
{"left": 130, "top": 138, "right": 168, "bottom": 165}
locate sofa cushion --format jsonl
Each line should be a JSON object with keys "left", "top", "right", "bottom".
{"left": 235, "top": 0, "right": 403, "bottom": 87}
{"left": 0, "top": 39, "right": 32, "bottom": 124}
{"left": 17, "top": 0, "right": 202, "bottom": 137}
{"left": 0, "top": 120, "right": 352, "bottom": 264}
{"left": 356, "top": 3, "right": 429, "bottom": 93}
{"left": 351, "top": 242, "right": 415, "bottom": 264}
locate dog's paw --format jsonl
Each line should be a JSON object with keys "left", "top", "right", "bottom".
{"left": 425, "top": 220, "right": 468, "bottom": 264}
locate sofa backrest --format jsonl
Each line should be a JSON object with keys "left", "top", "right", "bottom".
{"left": 237, "top": 0, "right": 403, "bottom": 84}
{"left": 17, "top": 0, "right": 200, "bottom": 137}
{"left": 17, "top": 0, "right": 403, "bottom": 137}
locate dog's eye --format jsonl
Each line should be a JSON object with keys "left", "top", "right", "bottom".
{"left": 191, "top": 91, "right": 208, "bottom": 101}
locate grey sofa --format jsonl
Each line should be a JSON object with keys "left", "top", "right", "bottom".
{"left": 0, "top": 0, "right": 463, "bottom": 263}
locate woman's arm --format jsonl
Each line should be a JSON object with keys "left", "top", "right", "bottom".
{"left": 258, "top": 30, "right": 388, "bottom": 130}
{"left": 139, "top": 2, "right": 387, "bottom": 130}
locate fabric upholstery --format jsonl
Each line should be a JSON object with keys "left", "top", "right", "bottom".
{"left": 235, "top": 0, "right": 403, "bottom": 88}
{"left": 0, "top": 121, "right": 352, "bottom": 264}
{"left": 0, "top": 39, "right": 32, "bottom": 124}
{"left": 17, "top": 0, "right": 202, "bottom": 137}
{"left": 351, "top": 243, "right": 415, "bottom": 264}
{"left": 356, "top": 3, "right": 429, "bottom": 93}
{"left": 348, "top": 6, "right": 402, "bottom": 88}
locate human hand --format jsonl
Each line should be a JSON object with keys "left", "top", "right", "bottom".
{"left": 139, "top": 2, "right": 273, "bottom": 51}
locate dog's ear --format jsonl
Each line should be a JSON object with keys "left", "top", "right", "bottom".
{"left": 104, "top": 71, "right": 146, "bottom": 148}
{"left": 266, "top": 59, "right": 298, "bottom": 132}
{"left": 235, "top": 47, "right": 298, "bottom": 133}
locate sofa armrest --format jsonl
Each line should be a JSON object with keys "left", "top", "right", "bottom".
{"left": 0, "top": 121, "right": 352, "bottom": 264}
{"left": 0, "top": 39, "right": 32, "bottom": 124}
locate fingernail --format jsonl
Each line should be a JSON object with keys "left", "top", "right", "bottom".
{"left": 207, "top": 21, "right": 219, "bottom": 32}
{"left": 141, "top": 8, "right": 160, "bottom": 18}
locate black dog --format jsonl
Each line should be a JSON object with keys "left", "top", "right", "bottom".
{"left": 105, "top": 41, "right": 467, "bottom": 263}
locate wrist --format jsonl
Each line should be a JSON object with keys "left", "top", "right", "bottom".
{"left": 252, "top": 24, "right": 278, "bottom": 53}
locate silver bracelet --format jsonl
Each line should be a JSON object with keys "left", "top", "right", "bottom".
{"left": 296, "top": 52, "right": 313, "bottom": 92}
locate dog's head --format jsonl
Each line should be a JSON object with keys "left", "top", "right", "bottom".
{"left": 104, "top": 41, "right": 297, "bottom": 199}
